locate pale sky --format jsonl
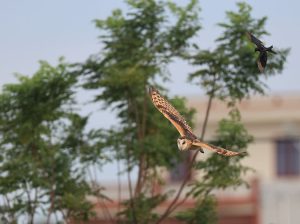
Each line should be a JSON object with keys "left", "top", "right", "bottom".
{"left": 0, "top": 0, "right": 299, "bottom": 181}
{"left": 1, "top": 0, "right": 299, "bottom": 93}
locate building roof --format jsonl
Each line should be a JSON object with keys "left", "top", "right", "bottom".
{"left": 187, "top": 93, "right": 300, "bottom": 140}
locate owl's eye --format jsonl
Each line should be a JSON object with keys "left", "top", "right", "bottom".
{"left": 182, "top": 141, "right": 186, "bottom": 144}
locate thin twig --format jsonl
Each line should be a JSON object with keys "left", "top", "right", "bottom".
{"left": 3, "top": 194, "right": 15, "bottom": 222}
{"left": 116, "top": 153, "right": 121, "bottom": 221}
{"left": 126, "top": 96, "right": 137, "bottom": 224}
{"left": 200, "top": 93, "right": 214, "bottom": 140}
{"left": 87, "top": 168, "right": 107, "bottom": 220}
{"left": 87, "top": 167, "right": 113, "bottom": 223}
{"left": 94, "top": 166, "right": 114, "bottom": 223}
{"left": 46, "top": 163, "right": 56, "bottom": 224}
{"left": 126, "top": 149, "right": 137, "bottom": 224}
{"left": 134, "top": 85, "right": 148, "bottom": 196}
{"left": 140, "top": 85, "right": 149, "bottom": 191}
{"left": 24, "top": 182, "right": 34, "bottom": 224}
{"left": 132, "top": 96, "right": 143, "bottom": 196}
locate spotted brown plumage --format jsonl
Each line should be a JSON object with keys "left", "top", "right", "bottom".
{"left": 149, "top": 86, "right": 196, "bottom": 140}
{"left": 149, "top": 86, "right": 245, "bottom": 156}
{"left": 192, "top": 140, "right": 243, "bottom": 156}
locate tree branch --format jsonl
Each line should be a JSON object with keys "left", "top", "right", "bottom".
{"left": 126, "top": 96, "right": 137, "bottom": 224}
{"left": 134, "top": 85, "right": 148, "bottom": 197}
{"left": 116, "top": 154, "right": 121, "bottom": 222}
{"left": 87, "top": 167, "right": 114, "bottom": 223}
{"left": 126, "top": 148, "right": 137, "bottom": 224}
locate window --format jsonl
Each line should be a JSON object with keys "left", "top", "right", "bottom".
{"left": 169, "top": 151, "right": 191, "bottom": 182}
{"left": 276, "top": 139, "right": 300, "bottom": 176}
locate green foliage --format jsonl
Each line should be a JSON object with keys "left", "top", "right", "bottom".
{"left": 191, "top": 109, "right": 252, "bottom": 196}
{"left": 176, "top": 4, "right": 288, "bottom": 222}
{"left": 103, "top": 96, "right": 195, "bottom": 170}
{"left": 83, "top": 0, "right": 201, "bottom": 102}
{"left": 80, "top": 1, "right": 200, "bottom": 221}
{"left": 179, "top": 109, "right": 253, "bottom": 224}
{"left": 188, "top": 2, "right": 290, "bottom": 104}
{"left": 57, "top": 179, "right": 94, "bottom": 221}
{"left": 0, "top": 59, "right": 95, "bottom": 223}
{"left": 176, "top": 196, "right": 218, "bottom": 224}
{"left": 118, "top": 193, "right": 167, "bottom": 224}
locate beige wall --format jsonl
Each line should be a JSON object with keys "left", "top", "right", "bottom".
{"left": 188, "top": 93, "right": 300, "bottom": 182}
{"left": 243, "top": 142, "right": 274, "bottom": 182}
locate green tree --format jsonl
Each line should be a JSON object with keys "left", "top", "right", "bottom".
{"left": 0, "top": 59, "right": 97, "bottom": 223}
{"left": 80, "top": 0, "right": 200, "bottom": 223}
{"left": 188, "top": 2, "right": 289, "bottom": 104}
{"left": 173, "top": 2, "right": 289, "bottom": 223}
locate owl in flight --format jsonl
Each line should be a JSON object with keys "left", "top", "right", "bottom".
{"left": 149, "top": 86, "right": 244, "bottom": 157}
{"left": 246, "top": 32, "right": 276, "bottom": 73}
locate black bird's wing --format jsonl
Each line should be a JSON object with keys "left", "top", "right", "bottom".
{"left": 257, "top": 51, "right": 267, "bottom": 72}
{"left": 246, "top": 32, "right": 265, "bottom": 49}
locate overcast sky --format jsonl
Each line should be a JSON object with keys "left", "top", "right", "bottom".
{"left": 0, "top": 0, "right": 299, "bottom": 181}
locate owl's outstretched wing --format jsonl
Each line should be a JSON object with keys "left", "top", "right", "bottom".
{"left": 192, "top": 139, "right": 245, "bottom": 157}
{"left": 149, "top": 86, "right": 196, "bottom": 139}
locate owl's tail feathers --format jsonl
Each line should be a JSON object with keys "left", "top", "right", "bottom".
{"left": 193, "top": 140, "right": 246, "bottom": 157}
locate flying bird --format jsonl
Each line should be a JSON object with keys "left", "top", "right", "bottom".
{"left": 149, "top": 86, "right": 244, "bottom": 157}
{"left": 246, "top": 32, "right": 276, "bottom": 72}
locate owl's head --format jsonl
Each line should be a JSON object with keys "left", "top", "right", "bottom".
{"left": 177, "top": 137, "right": 193, "bottom": 151}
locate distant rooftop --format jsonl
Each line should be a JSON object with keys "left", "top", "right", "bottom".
{"left": 187, "top": 92, "right": 300, "bottom": 139}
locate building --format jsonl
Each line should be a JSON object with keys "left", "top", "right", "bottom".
{"left": 90, "top": 93, "right": 300, "bottom": 224}
{"left": 188, "top": 93, "right": 300, "bottom": 224}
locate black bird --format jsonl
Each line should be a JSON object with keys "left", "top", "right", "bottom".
{"left": 246, "top": 32, "right": 276, "bottom": 72}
